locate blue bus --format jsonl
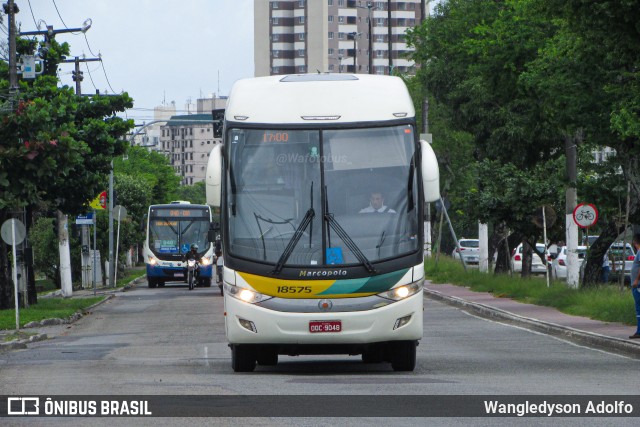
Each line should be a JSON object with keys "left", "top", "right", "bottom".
{"left": 143, "top": 201, "right": 215, "bottom": 288}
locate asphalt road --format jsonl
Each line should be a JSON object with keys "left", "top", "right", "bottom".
{"left": 1, "top": 281, "right": 639, "bottom": 425}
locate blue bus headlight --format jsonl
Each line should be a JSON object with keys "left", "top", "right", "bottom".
{"left": 377, "top": 281, "right": 422, "bottom": 301}
{"left": 225, "top": 284, "right": 273, "bottom": 304}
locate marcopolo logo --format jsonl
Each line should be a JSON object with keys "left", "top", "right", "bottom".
{"left": 299, "top": 269, "right": 348, "bottom": 277}
{"left": 275, "top": 153, "right": 348, "bottom": 166}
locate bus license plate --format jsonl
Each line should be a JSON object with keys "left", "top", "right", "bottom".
{"left": 309, "top": 320, "right": 342, "bottom": 333}
{"left": 174, "top": 272, "right": 184, "bottom": 278}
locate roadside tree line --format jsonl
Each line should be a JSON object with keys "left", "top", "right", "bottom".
{"left": 1, "top": 33, "right": 204, "bottom": 309}
{"left": 405, "top": 0, "right": 640, "bottom": 286}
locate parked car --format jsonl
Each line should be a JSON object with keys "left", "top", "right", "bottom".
{"left": 551, "top": 246, "right": 587, "bottom": 280}
{"left": 609, "top": 242, "right": 635, "bottom": 283}
{"left": 512, "top": 243, "right": 550, "bottom": 275}
{"left": 452, "top": 239, "right": 480, "bottom": 266}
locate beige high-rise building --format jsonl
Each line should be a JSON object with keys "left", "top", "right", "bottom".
{"left": 254, "top": 0, "right": 423, "bottom": 77}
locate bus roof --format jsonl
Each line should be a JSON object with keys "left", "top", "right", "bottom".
{"left": 225, "top": 74, "right": 415, "bottom": 125}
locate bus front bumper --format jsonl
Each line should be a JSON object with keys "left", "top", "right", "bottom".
{"left": 224, "top": 291, "right": 423, "bottom": 345}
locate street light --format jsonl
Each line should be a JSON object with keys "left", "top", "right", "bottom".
{"left": 348, "top": 32, "right": 362, "bottom": 73}
{"left": 357, "top": 1, "right": 376, "bottom": 74}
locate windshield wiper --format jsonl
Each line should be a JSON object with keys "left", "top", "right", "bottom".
{"left": 324, "top": 213, "right": 376, "bottom": 274}
{"left": 272, "top": 208, "right": 315, "bottom": 274}
{"left": 272, "top": 182, "right": 315, "bottom": 274}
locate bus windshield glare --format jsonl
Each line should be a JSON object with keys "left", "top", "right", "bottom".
{"left": 226, "top": 125, "right": 419, "bottom": 267}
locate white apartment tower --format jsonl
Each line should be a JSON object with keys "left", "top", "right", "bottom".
{"left": 255, "top": 0, "right": 423, "bottom": 76}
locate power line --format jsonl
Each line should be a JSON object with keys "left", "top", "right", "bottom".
{"left": 26, "top": 0, "right": 39, "bottom": 28}
{"left": 99, "top": 59, "right": 117, "bottom": 94}
{"left": 51, "top": 0, "right": 77, "bottom": 33}
{"left": 84, "top": 60, "right": 97, "bottom": 91}
{"left": 83, "top": 33, "right": 99, "bottom": 57}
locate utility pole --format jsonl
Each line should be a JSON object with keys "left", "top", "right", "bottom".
{"left": 352, "top": 33, "right": 357, "bottom": 72}
{"left": 387, "top": 0, "right": 392, "bottom": 74}
{"left": 565, "top": 133, "right": 579, "bottom": 288}
{"left": 61, "top": 56, "right": 102, "bottom": 95}
{"left": 368, "top": 1, "right": 373, "bottom": 74}
{"left": 422, "top": 98, "right": 432, "bottom": 258}
{"left": 5, "top": 0, "right": 19, "bottom": 92}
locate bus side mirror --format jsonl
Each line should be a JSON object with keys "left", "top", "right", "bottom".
{"left": 206, "top": 144, "right": 223, "bottom": 207}
{"left": 420, "top": 140, "right": 440, "bottom": 202}
{"left": 208, "top": 222, "right": 220, "bottom": 242}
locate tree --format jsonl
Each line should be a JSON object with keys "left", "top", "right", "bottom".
{"left": 406, "top": 0, "right": 564, "bottom": 274}
{"left": 113, "top": 146, "right": 181, "bottom": 205}
{"left": 522, "top": 0, "right": 640, "bottom": 285}
{"left": 1, "top": 35, "right": 133, "bottom": 307}
{"left": 174, "top": 181, "right": 206, "bottom": 205}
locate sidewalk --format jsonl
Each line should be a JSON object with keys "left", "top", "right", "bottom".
{"left": 424, "top": 281, "right": 640, "bottom": 359}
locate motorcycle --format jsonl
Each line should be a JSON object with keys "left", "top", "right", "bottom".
{"left": 186, "top": 258, "right": 199, "bottom": 290}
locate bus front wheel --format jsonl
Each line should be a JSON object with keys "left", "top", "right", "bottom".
{"left": 231, "top": 345, "right": 256, "bottom": 372}
{"left": 390, "top": 341, "right": 417, "bottom": 372}
{"left": 148, "top": 279, "right": 157, "bottom": 288}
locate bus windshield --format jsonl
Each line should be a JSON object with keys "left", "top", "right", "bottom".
{"left": 148, "top": 208, "right": 211, "bottom": 256}
{"left": 226, "top": 125, "right": 419, "bottom": 267}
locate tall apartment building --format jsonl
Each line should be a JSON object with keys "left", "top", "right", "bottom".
{"left": 254, "top": 0, "right": 423, "bottom": 76}
{"left": 158, "top": 96, "right": 228, "bottom": 185}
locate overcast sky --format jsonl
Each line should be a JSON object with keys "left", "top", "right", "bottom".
{"left": 20, "top": 0, "right": 254, "bottom": 123}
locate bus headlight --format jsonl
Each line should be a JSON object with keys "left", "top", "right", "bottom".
{"left": 377, "top": 281, "right": 422, "bottom": 301}
{"left": 200, "top": 257, "right": 211, "bottom": 266}
{"left": 225, "top": 284, "right": 272, "bottom": 304}
{"left": 148, "top": 256, "right": 158, "bottom": 266}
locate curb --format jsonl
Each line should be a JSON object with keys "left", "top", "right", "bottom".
{"left": 423, "top": 287, "right": 640, "bottom": 360}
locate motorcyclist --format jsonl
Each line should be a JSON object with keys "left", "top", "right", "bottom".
{"left": 184, "top": 244, "right": 201, "bottom": 262}
{"left": 183, "top": 244, "right": 201, "bottom": 281}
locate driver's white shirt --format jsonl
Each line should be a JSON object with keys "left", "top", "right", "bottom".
{"left": 359, "top": 205, "right": 396, "bottom": 213}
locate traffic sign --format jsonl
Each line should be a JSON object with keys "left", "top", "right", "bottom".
{"left": 114, "top": 205, "right": 127, "bottom": 221}
{"left": 1, "top": 219, "right": 26, "bottom": 245}
{"left": 76, "top": 213, "right": 95, "bottom": 225}
{"left": 573, "top": 203, "right": 598, "bottom": 228}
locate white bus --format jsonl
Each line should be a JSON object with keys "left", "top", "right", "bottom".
{"left": 143, "top": 201, "right": 215, "bottom": 288}
{"left": 206, "top": 74, "right": 439, "bottom": 372}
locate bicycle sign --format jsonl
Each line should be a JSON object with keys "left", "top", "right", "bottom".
{"left": 573, "top": 203, "right": 598, "bottom": 228}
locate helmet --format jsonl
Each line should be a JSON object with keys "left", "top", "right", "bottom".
{"left": 191, "top": 244, "right": 199, "bottom": 250}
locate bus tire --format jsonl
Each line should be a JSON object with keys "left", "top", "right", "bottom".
{"left": 158, "top": 281, "right": 165, "bottom": 287}
{"left": 200, "top": 278, "right": 212, "bottom": 288}
{"left": 256, "top": 346, "right": 278, "bottom": 366}
{"left": 231, "top": 345, "right": 256, "bottom": 372}
{"left": 390, "top": 341, "right": 417, "bottom": 372}
{"left": 148, "top": 279, "right": 157, "bottom": 289}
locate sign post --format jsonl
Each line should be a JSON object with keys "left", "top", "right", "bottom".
{"left": 1, "top": 219, "right": 26, "bottom": 330}
{"left": 113, "top": 205, "right": 127, "bottom": 286}
{"left": 572, "top": 203, "right": 598, "bottom": 284}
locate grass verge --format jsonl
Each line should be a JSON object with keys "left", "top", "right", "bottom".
{"left": 0, "top": 297, "right": 104, "bottom": 331}
{"left": 425, "top": 257, "right": 636, "bottom": 325}
{"left": 0, "top": 267, "right": 146, "bottom": 331}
